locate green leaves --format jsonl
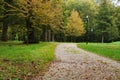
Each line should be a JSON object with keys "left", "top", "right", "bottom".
{"left": 96, "top": 0, "right": 119, "bottom": 42}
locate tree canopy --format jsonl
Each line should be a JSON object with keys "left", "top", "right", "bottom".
{"left": 65, "top": 9, "right": 85, "bottom": 37}
{"left": 0, "top": 0, "right": 120, "bottom": 43}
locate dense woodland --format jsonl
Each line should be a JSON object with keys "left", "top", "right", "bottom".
{"left": 0, "top": 0, "right": 120, "bottom": 43}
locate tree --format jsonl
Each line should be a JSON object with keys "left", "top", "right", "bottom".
{"left": 1, "top": 0, "right": 65, "bottom": 43}
{"left": 50, "top": 0, "right": 64, "bottom": 42}
{"left": 106, "top": 26, "right": 119, "bottom": 41}
{"left": 96, "top": 0, "right": 119, "bottom": 42}
{"left": 0, "top": 0, "right": 4, "bottom": 21}
{"left": 1, "top": 0, "right": 13, "bottom": 41}
{"left": 65, "top": 9, "right": 85, "bottom": 41}
{"left": 15, "top": 0, "right": 47, "bottom": 43}
{"left": 116, "top": 6, "right": 120, "bottom": 40}
{"left": 3, "top": 0, "right": 55, "bottom": 43}
{"left": 63, "top": 0, "right": 98, "bottom": 42}
{"left": 0, "top": 0, "right": 4, "bottom": 37}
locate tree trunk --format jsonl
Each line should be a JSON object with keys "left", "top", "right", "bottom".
{"left": 74, "top": 37, "right": 76, "bottom": 42}
{"left": 48, "top": 30, "right": 51, "bottom": 42}
{"left": 63, "top": 36, "right": 66, "bottom": 42}
{"left": 1, "top": 0, "right": 11, "bottom": 41}
{"left": 52, "top": 32, "right": 55, "bottom": 42}
{"left": 45, "top": 27, "right": 48, "bottom": 42}
{"left": 23, "top": 0, "right": 39, "bottom": 44}
{"left": 102, "top": 32, "right": 104, "bottom": 43}
{"left": 24, "top": 18, "right": 39, "bottom": 44}
{"left": 1, "top": 22, "right": 8, "bottom": 41}
{"left": 71, "top": 36, "right": 72, "bottom": 42}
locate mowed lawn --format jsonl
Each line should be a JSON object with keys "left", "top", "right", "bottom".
{"left": 78, "top": 42, "right": 120, "bottom": 61}
{"left": 0, "top": 41, "right": 57, "bottom": 80}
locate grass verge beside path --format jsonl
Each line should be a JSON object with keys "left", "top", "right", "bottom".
{"left": 78, "top": 42, "right": 120, "bottom": 61}
{"left": 0, "top": 41, "right": 57, "bottom": 80}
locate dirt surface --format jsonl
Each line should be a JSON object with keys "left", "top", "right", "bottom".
{"left": 34, "top": 43, "right": 120, "bottom": 80}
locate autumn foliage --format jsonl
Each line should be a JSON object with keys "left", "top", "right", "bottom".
{"left": 65, "top": 9, "right": 85, "bottom": 37}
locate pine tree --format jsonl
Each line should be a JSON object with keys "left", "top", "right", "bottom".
{"left": 96, "top": 0, "right": 119, "bottom": 42}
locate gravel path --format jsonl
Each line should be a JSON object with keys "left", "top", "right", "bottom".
{"left": 35, "top": 43, "right": 120, "bottom": 80}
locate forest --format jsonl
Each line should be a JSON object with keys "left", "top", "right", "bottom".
{"left": 0, "top": 0, "right": 120, "bottom": 79}
{"left": 0, "top": 0, "right": 120, "bottom": 43}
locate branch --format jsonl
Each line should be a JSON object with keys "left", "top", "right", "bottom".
{"left": 5, "top": 13, "right": 27, "bottom": 18}
{"left": 4, "top": 2, "right": 27, "bottom": 14}
{"left": 0, "top": 16, "right": 3, "bottom": 22}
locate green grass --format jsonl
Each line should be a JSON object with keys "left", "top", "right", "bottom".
{"left": 78, "top": 42, "right": 120, "bottom": 61}
{"left": 0, "top": 41, "right": 57, "bottom": 80}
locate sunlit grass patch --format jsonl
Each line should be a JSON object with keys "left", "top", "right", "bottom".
{"left": 0, "top": 41, "right": 57, "bottom": 80}
{"left": 78, "top": 42, "right": 120, "bottom": 61}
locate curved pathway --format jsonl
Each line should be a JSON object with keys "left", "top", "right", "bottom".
{"left": 36, "top": 43, "right": 120, "bottom": 80}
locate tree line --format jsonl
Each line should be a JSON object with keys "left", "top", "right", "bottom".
{"left": 0, "top": 0, "right": 120, "bottom": 44}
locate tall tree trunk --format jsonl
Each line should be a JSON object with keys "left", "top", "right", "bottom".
{"left": 44, "top": 27, "right": 48, "bottom": 42}
{"left": 24, "top": 0, "right": 39, "bottom": 44}
{"left": 64, "top": 36, "right": 67, "bottom": 42}
{"left": 1, "top": 22, "right": 8, "bottom": 41}
{"left": 101, "top": 30, "right": 104, "bottom": 43}
{"left": 24, "top": 18, "right": 39, "bottom": 44}
{"left": 52, "top": 32, "right": 54, "bottom": 42}
{"left": 48, "top": 30, "right": 51, "bottom": 42}
{"left": 102, "top": 33, "right": 104, "bottom": 43}
{"left": 1, "top": 0, "right": 12, "bottom": 41}
{"left": 74, "top": 37, "right": 76, "bottom": 42}
{"left": 71, "top": 36, "right": 72, "bottom": 42}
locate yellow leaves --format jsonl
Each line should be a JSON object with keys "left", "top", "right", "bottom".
{"left": 65, "top": 9, "right": 86, "bottom": 37}
{"left": 6, "top": 0, "right": 64, "bottom": 32}
{"left": 16, "top": 0, "right": 54, "bottom": 25}
{"left": 27, "top": 0, "right": 60, "bottom": 26}
{"left": 47, "top": 0, "right": 64, "bottom": 33}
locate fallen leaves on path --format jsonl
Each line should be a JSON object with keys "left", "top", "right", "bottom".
{"left": 35, "top": 43, "right": 120, "bottom": 80}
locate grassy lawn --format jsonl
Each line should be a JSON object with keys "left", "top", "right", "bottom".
{"left": 78, "top": 42, "right": 120, "bottom": 61}
{"left": 0, "top": 41, "right": 57, "bottom": 80}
